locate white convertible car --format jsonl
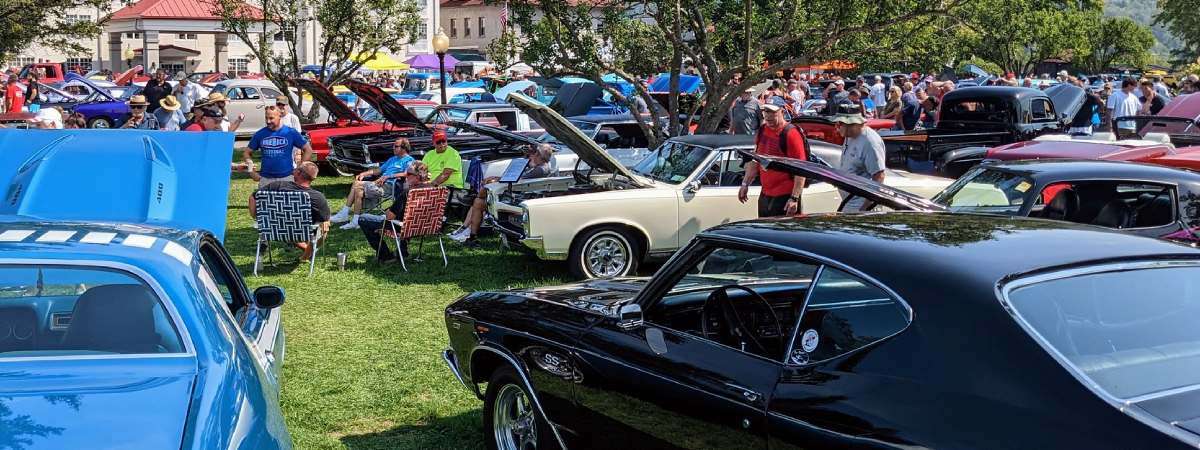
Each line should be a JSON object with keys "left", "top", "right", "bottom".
{"left": 490, "top": 93, "right": 953, "bottom": 279}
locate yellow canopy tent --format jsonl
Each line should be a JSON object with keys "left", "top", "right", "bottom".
{"left": 353, "top": 52, "right": 410, "bottom": 71}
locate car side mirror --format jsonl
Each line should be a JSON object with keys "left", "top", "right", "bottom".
{"left": 253, "top": 286, "right": 286, "bottom": 310}
{"left": 617, "top": 303, "right": 643, "bottom": 330}
{"left": 684, "top": 180, "right": 702, "bottom": 194}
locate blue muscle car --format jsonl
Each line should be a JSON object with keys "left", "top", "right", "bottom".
{"left": 0, "top": 130, "right": 291, "bottom": 449}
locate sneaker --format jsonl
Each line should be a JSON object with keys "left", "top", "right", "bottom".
{"left": 330, "top": 207, "right": 351, "bottom": 223}
{"left": 463, "top": 237, "right": 481, "bottom": 249}
{"left": 339, "top": 216, "right": 360, "bottom": 230}
{"left": 449, "top": 227, "right": 470, "bottom": 242}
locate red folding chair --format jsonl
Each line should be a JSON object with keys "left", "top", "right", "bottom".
{"left": 382, "top": 187, "right": 450, "bottom": 271}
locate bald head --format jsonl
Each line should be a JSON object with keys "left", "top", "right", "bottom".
{"left": 294, "top": 161, "right": 318, "bottom": 184}
{"left": 265, "top": 107, "right": 282, "bottom": 130}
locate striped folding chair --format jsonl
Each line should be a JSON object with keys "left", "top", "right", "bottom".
{"left": 254, "top": 190, "right": 324, "bottom": 276}
{"left": 381, "top": 187, "right": 450, "bottom": 271}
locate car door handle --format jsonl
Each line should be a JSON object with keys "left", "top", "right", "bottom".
{"left": 724, "top": 382, "right": 761, "bottom": 403}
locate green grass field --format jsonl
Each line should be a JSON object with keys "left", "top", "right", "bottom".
{"left": 225, "top": 170, "right": 569, "bottom": 449}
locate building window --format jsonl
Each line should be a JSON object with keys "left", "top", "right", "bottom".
{"left": 479, "top": 17, "right": 485, "bottom": 38}
{"left": 177, "top": 33, "right": 197, "bottom": 40}
{"left": 65, "top": 57, "right": 93, "bottom": 72}
{"left": 161, "top": 63, "right": 184, "bottom": 75}
{"left": 450, "top": 19, "right": 456, "bottom": 38}
{"left": 418, "top": 23, "right": 428, "bottom": 39}
{"left": 273, "top": 26, "right": 294, "bottom": 42}
{"left": 66, "top": 14, "right": 91, "bottom": 24}
{"left": 228, "top": 57, "right": 250, "bottom": 75}
{"left": 464, "top": 17, "right": 471, "bottom": 37}
{"left": 125, "top": 32, "right": 142, "bottom": 39}
{"left": 8, "top": 56, "right": 34, "bottom": 68}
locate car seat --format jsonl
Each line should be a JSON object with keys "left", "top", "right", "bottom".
{"left": 1042, "top": 188, "right": 1079, "bottom": 221}
{"left": 61, "top": 284, "right": 163, "bottom": 354}
{"left": 1092, "top": 200, "right": 1134, "bottom": 229}
{"left": 1134, "top": 193, "right": 1174, "bottom": 228}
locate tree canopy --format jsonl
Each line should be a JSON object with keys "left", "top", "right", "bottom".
{"left": 0, "top": 0, "right": 110, "bottom": 62}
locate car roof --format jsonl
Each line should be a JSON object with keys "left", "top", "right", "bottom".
{"left": 668, "top": 134, "right": 755, "bottom": 148}
{"left": 944, "top": 86, "right": 1046, "bottom": 102}
{"left": 983, "top": 159, "right": 1200, "bottom": 182}
{"left": 702, "top": 212, "right": 1200, "bottom": 302}
{"left": 0, "top": 218, "right": 204, "bottom": 269}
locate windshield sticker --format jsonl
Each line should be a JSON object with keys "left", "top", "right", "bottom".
{"left": 801, "top": 329, "right": 820, "bottom": 353}
{"left": 1015, "top": 181, "right": 1032, "bottom": 193}
{"left": 670, "top": 175, "right": 686, "bottom": 182}
{"left": 789, "top": 349, "right": 810, "bottom": 365}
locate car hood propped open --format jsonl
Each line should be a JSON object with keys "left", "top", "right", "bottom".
{"left": 292, "top": 78, "right": 362, "bottom": 122}
{"left": 343, "top": 79, "right": 428, "bottom": 130}
{"left": 508, "top": 93, "right": 647, "bottom": 187}
{"left": 740, "top": 151, "right": 946, "bottom": 212}
{"left": 0, "top": 129, "right": 235, "bottom": 239}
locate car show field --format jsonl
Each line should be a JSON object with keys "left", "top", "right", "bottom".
{"left": 223, "top": 171, "right": 562, "bottom": 449}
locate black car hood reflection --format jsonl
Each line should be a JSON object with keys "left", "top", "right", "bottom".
{"left": 509, "top": 277, "right": 647, "bottom": 314}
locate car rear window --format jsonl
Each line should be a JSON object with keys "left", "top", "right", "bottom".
{"left": 940, "top": 98, "right": 1013, "bottom": 123}
{"left": 0, "top": 266, "right": 183, "bottom": 358}
{"left": 1005, "top": 263, "right": 1200, "bottom": 400}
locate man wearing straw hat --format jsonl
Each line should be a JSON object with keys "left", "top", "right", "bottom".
{"left": 122, "top": 94, "right": 160, "bottom": 130}
{"left": 155, "top": 95, "right": 185, "bottom": 131}
{"left": 202, "top": 92, "right": 244, "bottom": 132}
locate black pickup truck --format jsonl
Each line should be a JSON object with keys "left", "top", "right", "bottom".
{"left": 883, "top": 85, "right": 1085, "bottom": 177}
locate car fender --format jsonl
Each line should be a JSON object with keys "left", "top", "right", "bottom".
{"left": 525, "top": 190, "right": 676, "bottom": 257}
{"left": 470, "top": 344, "right": 569, "bottom": 449}
{"left": 938, "top": 146, "right": 990, "bottom": 176}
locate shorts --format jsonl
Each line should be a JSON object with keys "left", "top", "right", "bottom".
{"left": 363, "top": 181, "right": 389, "bottom": 199}
{"left": 758, "top": 194, "right": 791, "bottom": 217}
{"left": 258, "top": 175, "right": 293, "bottom": 188}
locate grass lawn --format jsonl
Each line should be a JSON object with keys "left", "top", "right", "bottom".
{"left": 224, "top": 168, "right": 569, "bottom": 449}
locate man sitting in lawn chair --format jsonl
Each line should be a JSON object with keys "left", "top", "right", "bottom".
{"left": 331, "top": 137, "right": 415, "bottom": 230}
{"left": 450, "top": 143, "right": 555, "bottom": 248}
{"left": 250, "top": 161, "right": 331, "bottom": 261}
{"left": 358, "top": 162, "right": 433, "bottom": 263}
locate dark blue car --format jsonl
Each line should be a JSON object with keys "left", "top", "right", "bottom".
{"left": 0, "top": 130, "right": 291, "bottom": 449}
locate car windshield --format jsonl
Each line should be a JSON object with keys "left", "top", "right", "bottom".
{"left": 940, "top": 98, "right": 1013, "bottom": 123}
{"left": 0, "top": 265, "right": 183, "bottom": 358}
{"left": 931, "top": 167, "right": 1033, "bottom": 214}
{"left": 630, "top": 141, "right": 712, "bottom": 184}
{"left": 1006, "top": 263, "right": 1200, "bottom": 400}
{"left": 539, "top": 120, "right": 598, "bottom": 144}
{"left": 426, "top": 107, "right": 471, "bottom": 124}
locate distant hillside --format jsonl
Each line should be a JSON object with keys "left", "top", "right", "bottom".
{"left": 1105, "top": 0, "right": 1181, "bottom": 56}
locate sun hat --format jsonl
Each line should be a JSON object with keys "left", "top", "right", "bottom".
{"left": 128, "top": 95, "right": 150, "bottom": 106}
{"left": 159, "top": 95, "right": 181, "bottom": 111}
{"left": 206, "top": 92, "right": 228, "bottom": 103}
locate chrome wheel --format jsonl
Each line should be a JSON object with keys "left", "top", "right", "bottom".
{"left": 89, "top": 118, "right": 111, "bottom": 129}
{"left": 585, "top": 234, "right": 629, "bottom": 278}
{"left": 493, "top": 384, "right": 538, "bottom": 450}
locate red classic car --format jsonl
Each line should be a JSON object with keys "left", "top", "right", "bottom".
{"left": 984, "top": 133, "right": 1185, "bottom": 164}
{"left": 791, "top": 115, "right": 897, "bottom": 145}
{"left": 291, "top": 78, "right": 435, "bottom": 175}
{"left": 1116, "top": 93, "right": 1200, "bottom": 147}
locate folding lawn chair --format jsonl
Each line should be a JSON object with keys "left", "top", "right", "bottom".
{"left": 381, "top": 187, "right": 450, "bottom": 271}
{"left": 254, "top": 190, "right": 324, "bottom": 276}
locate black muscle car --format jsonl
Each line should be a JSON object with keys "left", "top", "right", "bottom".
{"left": 883, "top": 84, "right": 1084, "bottom": 177}
{"left": 444, "top": 212, "right": 1200, "bottom": 449}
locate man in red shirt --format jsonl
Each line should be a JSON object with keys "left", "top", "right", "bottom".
{"left": 184, "top": 106, "right": 222, "bottom": 131}
{"left": 738, "top": 103, "right": 808, "bottom": 217}
{"left": 4, "top": 77, "right": 25, "bottom": 113}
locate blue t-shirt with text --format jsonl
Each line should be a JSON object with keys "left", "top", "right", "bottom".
{"left": 249, "top": 125, "right": 308, "bottom": 178}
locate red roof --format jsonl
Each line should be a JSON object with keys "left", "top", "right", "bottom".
{"left": 112, "top": 0, "right": 262, "bottom": 20}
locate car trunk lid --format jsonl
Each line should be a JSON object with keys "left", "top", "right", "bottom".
{"left": 508, "top": 93, "right": 647, "bottom": 187}
{"left": 291, "top": 78, "right": 362, "bottom": 123}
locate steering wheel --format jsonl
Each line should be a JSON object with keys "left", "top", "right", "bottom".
{"left": 700, "top": 285, "right": 784, "bottom": 356}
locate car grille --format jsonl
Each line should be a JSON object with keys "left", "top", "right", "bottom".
{"left": 331, "top": 140, "right": 370, "bottom": 163}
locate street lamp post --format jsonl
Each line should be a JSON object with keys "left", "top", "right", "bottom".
{"left": 123, "top": 48, "right": 136, "bottom": 70}
{"left": 432, "top": 28, "right": 450, "bottom": 105}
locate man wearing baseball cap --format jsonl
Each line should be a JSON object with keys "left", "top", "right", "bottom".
{"left": 832, "top": 106, "right": 886, "bottom": 212}
{"left": 738, "top": 102, "right": 808, "bottom": 217}
{"left": 184, "top": 106, "right": 224, "bottom": 131}
{"left": 423, "top": 130, "right": 463, "bottom": 190}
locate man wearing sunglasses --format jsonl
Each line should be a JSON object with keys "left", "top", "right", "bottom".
{"left": 276, "top": 96, "right": 302, "bottom": 131}
{"left": 122, "top": 95, "right": 161, "bottom": 130}
{"left": 331, "top": 137, "right": 416, "bottom": 229}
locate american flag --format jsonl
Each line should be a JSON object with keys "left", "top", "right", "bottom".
{"left": 499, "top": 1, "right": 509, "bottom": 31}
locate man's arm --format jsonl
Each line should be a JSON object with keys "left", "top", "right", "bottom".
{"left": 299, "top": 142, "right": 313, "bottom": 164}
{"left": 433, "top": 168, "right": 456, "bottom": 186}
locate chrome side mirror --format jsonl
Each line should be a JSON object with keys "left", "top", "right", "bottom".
{"left": 253, "top": 286, "right": 286, "bottom": 309}
{"left": 684, "top": 180, "right": 702, "bottom": 194}
{"left": 617, "top": 303, "right": 643, "bottom": 330}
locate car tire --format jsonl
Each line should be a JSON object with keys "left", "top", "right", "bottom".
{"left": 87, "top": 117, "right": 113, "bottom": 129}
{"left": 569, "top": 226, "right": 639, "bottom": 279}
{"left": 483, "top": 366, "right": 557, "bottom": 450}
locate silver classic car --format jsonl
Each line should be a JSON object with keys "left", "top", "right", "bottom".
{"left": 487, "top": 93, "right": 953, "bottom": 279}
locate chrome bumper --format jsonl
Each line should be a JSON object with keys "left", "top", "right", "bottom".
{"left": 442, "top": 348, "right": 481, "bottom": 399}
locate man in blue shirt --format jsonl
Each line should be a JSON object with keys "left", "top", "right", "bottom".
{"left": 331, "top": 137, "right": 416, "bottom": 229}
{"left": 243, "top": 107, "right": 313, "bottom": 188}
{"left": 899, "top": 82, "right": 922, "bottom": 131}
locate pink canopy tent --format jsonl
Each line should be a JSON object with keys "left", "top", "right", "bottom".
{"left": 405, "top": 53, "right": 459, "bottom": 70}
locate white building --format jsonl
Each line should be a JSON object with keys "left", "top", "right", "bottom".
{"left": 7, "top": 0, "right": 441, "bottom": 75}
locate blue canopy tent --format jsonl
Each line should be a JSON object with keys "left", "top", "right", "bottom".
{"left": 648, "top": 73, "right": 703, "bottom": 94}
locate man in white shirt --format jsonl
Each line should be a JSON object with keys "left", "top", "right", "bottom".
{"left": 787, "top": 80, "right": 805, "bottom": 109}
{"left": 276, "top": 96, "right": 303, "bottom": 131}
{"left": 833, "top": 107, "right": 886, "bottom": 212}
{"left": 1109, "top": 78, "right": 1141, "bottom": 138}
{"left": 869, "top": 76, "right": 886, "bottom": 115}
{"left": 173, "top": 77, "right": 202, "bottom": 115}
